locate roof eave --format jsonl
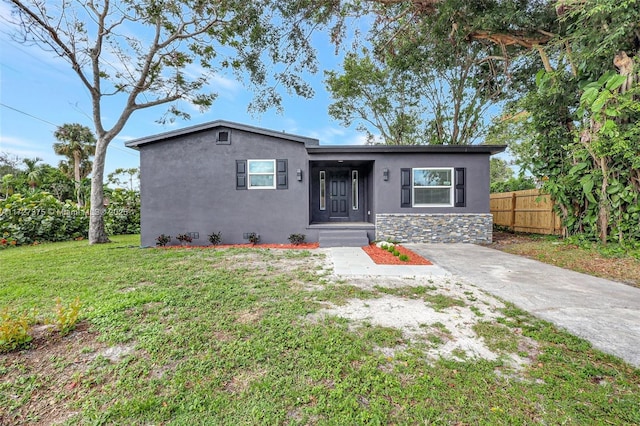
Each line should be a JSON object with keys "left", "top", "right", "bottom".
{"left": 306, "top": 145, "right": 507, "bottom": 155}
{"left": 125, "top": 119, "right": 320, "bottom": 149}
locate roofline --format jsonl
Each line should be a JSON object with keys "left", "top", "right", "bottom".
{"left": 125, "top": 119, "right": 320, "bottom": 149}
{"left": 306, "top": 144, "right": 507, "bottom": 155}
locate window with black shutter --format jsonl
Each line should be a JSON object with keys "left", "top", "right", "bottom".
{"left": 236, "top": 160, "right": 247, "bottom": 189}
{"left": 276, "top": 159, "right": 288, "bottom": 189}
{"left": 400, "top": 168, "right": 411, "bottom": 207}
{"left": 454, "top": 167, "right": 466, "bottom": 207}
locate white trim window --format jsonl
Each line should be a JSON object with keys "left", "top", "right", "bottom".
{"left": 248, "top": 159, "right": 276, "bottom": 189}
{"left": 319, "top": 171, "right": 326, "bottom": 210}
{"left": 412, "top": 168, "right": 453, "bottom": 207}
{"left": 351, "top": 170, "right": 359, "bottom": 210}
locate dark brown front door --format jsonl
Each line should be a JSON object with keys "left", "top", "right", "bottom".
{"left": 329, "top": 170, "right": 349, "bottom": 220}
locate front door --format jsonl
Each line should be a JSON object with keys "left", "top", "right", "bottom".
{"left": 329, "top": 170, "right": 349, "bottom": 220}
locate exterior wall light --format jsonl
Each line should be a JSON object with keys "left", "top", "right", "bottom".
{"left": 383, "top": 168, "right": 389, "bottom": 181}
{"left": 296, "top": 169, "right": 303, "bottom": 181}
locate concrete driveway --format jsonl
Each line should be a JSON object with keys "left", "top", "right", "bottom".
{"left": 406, "top": 243, "right": 640, "bottom": 368}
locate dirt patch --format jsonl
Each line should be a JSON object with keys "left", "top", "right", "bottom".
{"left": 310, "top": 275, "right": 540, "bottom": 369}
{"left": 0, "top": 321, "right": 112, "bottom": 425}
{"left": 362, "top": 244, "right": 432, "bottom": 265}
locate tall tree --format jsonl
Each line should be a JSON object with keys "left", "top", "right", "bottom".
{"left": 21, "top": 157, "right": 44, "bottom": 191}
{"left": 511, "top": 1, "right": 640, "bottom": 243}
{"left": 327, "top": 0, "right": 548, "bottom": 145}
{"left": 107, "top": 167, "right": 140, "bottom": 191}
{"left": 325, "top": 51, "right": 426, "bottom": 145}
{"left": 53, "top": 123, "right": 96, "bottom": 206}
{"left": 6, "top": 0, "right": 337, "bottom": 243}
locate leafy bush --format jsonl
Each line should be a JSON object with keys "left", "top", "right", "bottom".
{"left": 399, "top": 254, "right": 410, "bottom": 262}
{"left": 176, "top": 233, "right": 193, "bottom": 245}
{"left": 53, "top": 297, "right": 81, "bottom": 335}
{"left": 392, "top": 249, "right": 400, "bottom": 256}
{"left": 208, "top": 231, "right": 222, "bottom": 246}
{"left": 0, "top": 192, "right": 88, "bottom": 246}
{"left": 288, "top": 233, "right": 305, "bottom": 245}
{"left": 490, "top": 177, "right": 537, "bottom": 194}
{"left": 247, "top": 232, "right": 260, "bottom": 244}
{"left": 156, "top": 234, "right": 171, "bottom": 247}
{"left": 0, "top": 308, "right": 33, "bottom": 353}
{"left": 104, "top": 189, "right": 140, "bottom": 235}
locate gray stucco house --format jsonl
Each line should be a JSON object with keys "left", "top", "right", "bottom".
{"left": 126, "top": 120, "right": 506, "bottom": 247}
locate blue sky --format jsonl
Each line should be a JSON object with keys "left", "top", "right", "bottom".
{"left": 0, "top": 14, "right": 367, "bottom": 178}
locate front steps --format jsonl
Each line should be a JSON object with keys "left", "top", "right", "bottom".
{"left": 318, "top": 229, "right": 370, "bottom": 247}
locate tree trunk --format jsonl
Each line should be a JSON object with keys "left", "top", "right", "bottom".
{"left": 89, "top": 138, "right": 110, "bottom": 244}
{"left": 74, "top": 151, "right": 83, "bottom": 207}
{"left": 598, "top": 158, "right": 609, "bottom": 245}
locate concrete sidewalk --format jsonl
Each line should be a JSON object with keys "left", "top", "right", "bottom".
{"left": 328, "top": 247, "right": 450, "bottom": 278}
{"left": 406, "top": 243, "right": 640, "bottom": 368}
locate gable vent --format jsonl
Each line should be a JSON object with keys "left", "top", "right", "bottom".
{"left": 216, "top": 130, "right": 231, "bottom": 144}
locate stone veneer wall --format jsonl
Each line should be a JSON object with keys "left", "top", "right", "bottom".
{"left": 375, "top": 213, "right": 493, "bottom": 244}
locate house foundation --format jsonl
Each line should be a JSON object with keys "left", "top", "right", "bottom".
{"left": 375, "top": 213, "right": 493, "bottom": 244}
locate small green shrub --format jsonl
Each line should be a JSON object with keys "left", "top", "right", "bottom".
{"left": 0, "top": 193, "right": 88, "bottom": 246}
{"left": 208, "top": 231, "right": 222, "bottom": 246}
{"left": 156, "top": 234, "right": 171, "bottom": 246}
{"left": 393, "top": 249, "right": 400, "bottom": 256}
{"left": 288, "top": 233, "right": 306, "bottom": 245}
{"left": 0, "top": 308, "right": 33, "bottom": 353}
{"left": 387, "top": 245, "right": 396, "bottom": 253}
{"left": 54, "top": 297, "right": 81, "bottom": 335}
{"left": 176, "top": 233, "right": 193, "bottom": 245}
{"left": 247, "top": 232, "right": 260, "bottom": 244}
{"left": 399, "top": 254, "right": 410, "bottom": 262}
{"left": 104, "top": 189, "right": 140, "bottom": 235}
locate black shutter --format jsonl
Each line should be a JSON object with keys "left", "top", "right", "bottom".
{"left": 236, "top": 160, "right": 247, "bottom": 189}
{"left": 276, "top": 159, "right": 288, "bottom": 189}
{"left": 400, "top": 168, "right": 411, "bottom": 208}
{"left": 454, "top": 167, "right": 466, "bottom": 207}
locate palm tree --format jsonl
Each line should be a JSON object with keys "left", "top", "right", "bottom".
{"left": 1, "top": 174, "right": 15, "bottom": 199}
{"left": 22, "top": 157, "right": 44, "bottom": 191}
{"left": 53, "top": 123, "right": 96, "bottom": 206}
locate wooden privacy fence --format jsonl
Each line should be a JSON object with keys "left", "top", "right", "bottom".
{"left": 490, "top": 189, "right": 563, "bottom": 235}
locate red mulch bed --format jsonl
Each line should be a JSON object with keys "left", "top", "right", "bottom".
{"left": 160, "top": 243, "right": 319, "bottom": 249}
{"left": 362, "top": 243, "right": 432, "bottom": 265}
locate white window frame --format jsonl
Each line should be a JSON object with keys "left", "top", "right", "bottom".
{"left": 319, "top": 170, "right": 326, "bottom": 210}
{"left": 351, "top": 170, "right": 359, "bottom": 210}
{"left": 247, "top": 159, "right": 276, "bottom": 189}
{"left": 412, "top": 167, "right": 454, "bottom": 207}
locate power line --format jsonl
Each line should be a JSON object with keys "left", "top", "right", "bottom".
{"left": 0, "top": 102, "right": 138, "bottom": 157}
{"left": 0, "top": 102, "right": 58, "bottom": 127}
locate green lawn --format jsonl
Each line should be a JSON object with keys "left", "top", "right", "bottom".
{"left": 1, "top": 235, "right": 639, "bottom": 425}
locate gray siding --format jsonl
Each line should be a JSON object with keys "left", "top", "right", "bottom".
{"left": 133, "top": 121, "right": 499, "bottom": 246}
{"left": 139, "top": 127, "right": 309, "bottom": 246}
{"left": 307, "top": 152, "right": 491, "bottom": 215}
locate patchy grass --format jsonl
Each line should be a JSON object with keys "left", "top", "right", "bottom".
{"left": 492, "top": 231, "right": 640, "bottom": 287}
{"left": 1, "top": 236, "right": 639, "bottom": 425}
{"left": 375, "top": 285, "right": 467, "bottom": 311}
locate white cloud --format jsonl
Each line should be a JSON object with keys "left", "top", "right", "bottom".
{"left": 307, "top": 126, "right": 347, "bottom": 143}
{"left": 0, "top": 135, "right": 34, "bottom": 148}
{"left": 0, "top": 135, "right": 54, "bottom": 163}
{"left": 346, "top": 133, "right": 370, "bottom": 146}
{"left": 115, "top": 135, "right": 136, "bottom": 142}
{"left": 208, "top": 72, "right": 242, "bottom": 94}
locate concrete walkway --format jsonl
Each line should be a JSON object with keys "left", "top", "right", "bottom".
{"left": 405, "top": 243, "right": 640, "bottom": 368}
{"left": 328, "top": 247, "right": 450, "bottom": 278}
